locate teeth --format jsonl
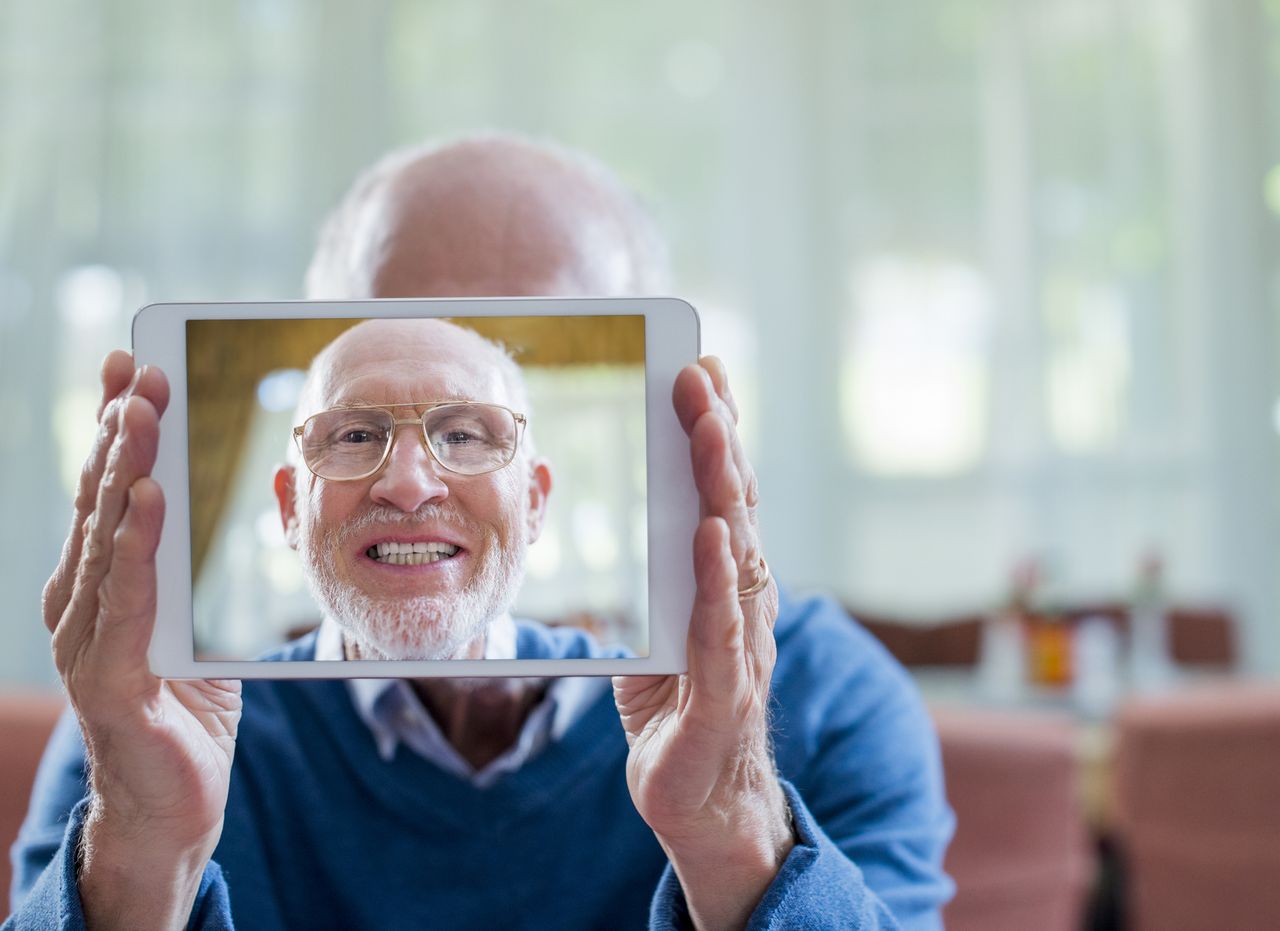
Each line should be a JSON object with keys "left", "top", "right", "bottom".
{"left": 369, "top": 541, "right": 460, "bottom": 564}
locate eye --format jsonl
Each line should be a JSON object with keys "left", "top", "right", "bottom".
{"left": 328, "top": 421, "right": 388, "bottom": 446}
{"left": 431, "top": 412, "right": 496, "bottom": 447}
{"left": 440, "top": 427, "right": 483, "bottom": 446}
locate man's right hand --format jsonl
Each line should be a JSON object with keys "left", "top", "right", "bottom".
{"left": 42, "top": 350, "right": 242, "bottom": 931}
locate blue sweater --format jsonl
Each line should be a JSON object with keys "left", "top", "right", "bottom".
{"left": 7, "top": 592, "right": 954, "bottom": 929}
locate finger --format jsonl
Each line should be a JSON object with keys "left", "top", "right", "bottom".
{"left": 44, "top": 363, "right": 169, "bottom": 633}
{"left": 685, "top": 517, "right": 746, "bottom": 705}
{"left": 698, "top": 356, "right": 739, "bottom": 424}
{"left": 45, "top": 364, "right": 136, "bottom": 633}
{"left": 98, "top": 351, "right": 135, "bottom": 420}
{"left": 672, "top": 365, "right": 709, "bottom": 437}
{"left": 91, "top": 477, "right": 165, "bottom": 700}
{"left": 674, "top": 357, "right": 738, "bottom": 431}
{"left": 688, "top": 402, "right": 777, "bottom": 645}
{"left": 55, "top": 396, "right": 161, "bottom": 668}
{"left": 689, "top": 411, "right": 761, "bottom": 586}
{"left": 132, "top": 364, "right": 171, "bottom": 418}
{"left": 673, "top": 364, "right": 761, "bottom": 528}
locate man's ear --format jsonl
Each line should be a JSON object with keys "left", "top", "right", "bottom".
{"left": 273, "top": 464, "right": 301, "bottom": 550}
{"left": 525, "top": 458, "right": 553, "bottom": 544}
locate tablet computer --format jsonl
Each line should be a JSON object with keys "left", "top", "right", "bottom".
{"left": 135, "top": 297, "right": 700, "bottom": 678}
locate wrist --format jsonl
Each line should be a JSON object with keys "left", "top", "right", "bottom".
{"left": 78, "top": 798, "right": 218, "bottom": 931}
{"left": 659, "top": 781, "right": 796, "bottom": 931}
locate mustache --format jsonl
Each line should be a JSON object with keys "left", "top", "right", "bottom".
{"left": 327, "top": 503, "right": 487, "bottom": 547}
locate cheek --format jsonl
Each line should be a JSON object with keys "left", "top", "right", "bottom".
{"left": 299, "top": 480, "right": 362, "bottom": 535}
{"left": 466, "top": 474, "right": 527, "bottom": 537}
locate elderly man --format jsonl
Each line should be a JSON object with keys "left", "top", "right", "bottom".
{"left": 10, "top": 136, "right": 953, "bottom": 930}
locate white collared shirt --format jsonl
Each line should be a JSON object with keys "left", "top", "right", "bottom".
{"left": 315, "top": 616, "right": 609, "bottom": 788}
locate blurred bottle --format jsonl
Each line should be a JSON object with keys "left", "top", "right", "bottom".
{"left": 1027, "top": 614, "right": 1073, "bottom": 688}
{"left": 978, "top": 557, "right": 1033, "bottom": 702}
{"left": 1020, "top": 555, "right": 1073, "bottom": 689}
{"left": 1128, "top": 551, "right": 1175, "bottom": 691}
{"left": 1073, "top": 614, "right": 1121, "bottom": 718}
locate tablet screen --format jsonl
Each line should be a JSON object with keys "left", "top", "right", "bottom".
{"left": 186, "top": 315, "right": 648, "bottom": 663}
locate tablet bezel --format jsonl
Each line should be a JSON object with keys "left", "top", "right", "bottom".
{"left": 135, "top": 297, "right": 700, "bottom": 678}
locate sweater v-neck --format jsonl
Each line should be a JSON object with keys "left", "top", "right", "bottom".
{"left": 260, "top": 672, "right": 629, "bottom": 834}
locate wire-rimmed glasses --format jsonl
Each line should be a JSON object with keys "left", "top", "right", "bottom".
{"left": 292, "top": 401, "right": 526, "bottom": 481}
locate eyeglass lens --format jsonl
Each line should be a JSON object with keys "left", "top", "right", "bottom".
{"left": 299, "top": 403, "right": 518, "bottom": 478}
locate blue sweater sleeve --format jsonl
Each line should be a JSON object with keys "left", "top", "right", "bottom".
{"left": 3, "top": 797, "right": 231, "bottom": 931}
{"left": 649, "top": 781, "right": 903, "bottom": 930}
{"left": 5, "top": 710, "right": 234, "bottom": 931}
{"left": 648, "top": 592, "right": 954, "bottom": 930}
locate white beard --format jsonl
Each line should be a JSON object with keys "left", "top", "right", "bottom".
{"left": 297, "top": 503, "right": 526, "bottom": 660}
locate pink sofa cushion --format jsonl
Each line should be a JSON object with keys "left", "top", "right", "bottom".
{"left": 934, "top": 707, "right": 1092, "bottom": 931}
{"left": 0, "top": 690, "right": 66, "bottom": 920}
{"left": 1113, "top": 684, "right": 1280, "bottom": 930}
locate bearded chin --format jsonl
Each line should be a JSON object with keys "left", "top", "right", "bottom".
{"left": 298, "top": 519, "right": 527, "bottom": 661}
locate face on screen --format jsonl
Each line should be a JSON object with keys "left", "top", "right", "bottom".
{"left": 188, "top": 315, "right": 648, "bottom": 662}
{"left": 277, "top": 319, "right": 548, "bottom": 661}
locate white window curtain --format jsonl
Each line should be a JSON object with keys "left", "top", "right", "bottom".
{"left": 2, "top": 0, "right": 1277, "bottom": 684}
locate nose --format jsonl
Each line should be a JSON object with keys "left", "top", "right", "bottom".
{"left": 368, "top": 424, "right": 450, "bottom": 512}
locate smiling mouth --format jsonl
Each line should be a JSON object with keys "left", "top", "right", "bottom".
{"left": 366, "top": 541, "right": 462, "bottom": 566}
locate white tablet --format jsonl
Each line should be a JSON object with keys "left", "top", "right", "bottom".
{"left": 134, "top": 297, "right": 700, "bottom": 678}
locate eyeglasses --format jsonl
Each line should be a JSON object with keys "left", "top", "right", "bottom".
{"left": 292, "top": 401, "right": 527, "bottom": 481}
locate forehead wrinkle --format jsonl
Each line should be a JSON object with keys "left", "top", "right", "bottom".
{"left": 324, "top": 359, "right": 509, "bottom": 409}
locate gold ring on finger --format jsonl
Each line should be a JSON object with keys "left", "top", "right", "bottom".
{"left": 737, "top": 557, "right": 770, "bottom": 599}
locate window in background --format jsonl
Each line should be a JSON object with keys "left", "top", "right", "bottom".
{"left": 1043, "top": 278, "right": 1130, "bottom": 454}
{"left": 53, "top": 266, "right": 142, "bottom": 497}
{"left": 841, "top": 255, "right": 992, "bottom": 476}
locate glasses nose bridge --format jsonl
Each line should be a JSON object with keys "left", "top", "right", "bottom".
{"left": 384, "top": 413, "right": 434, "bottom": 460}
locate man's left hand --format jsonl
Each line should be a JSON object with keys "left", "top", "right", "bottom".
{"left": 613, "top": 357, "right": 790, "bottom": 931}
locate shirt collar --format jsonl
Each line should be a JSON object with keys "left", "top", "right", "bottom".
{"left": 314, "top": 614, "right": 607, "bottom": 783}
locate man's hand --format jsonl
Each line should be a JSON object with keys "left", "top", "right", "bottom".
{"left": 613, "top": 357, "right": 789, "bottom": 931}
{"left": 42, "top": 351, "right": 242, "bottom": 931}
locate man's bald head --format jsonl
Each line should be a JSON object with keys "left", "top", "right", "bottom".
{"left": 306, "top": 134, "right": 670, "bottom": 300}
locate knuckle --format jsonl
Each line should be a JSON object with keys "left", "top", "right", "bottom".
{"left": 742, "top": 469, "right": 761, "bottom": 510}
{"left": 41, "top": 574, "right": 67, "bottom": 630}
{"left": 100, "top": 395, "right": 123, "bottom": 428}
{"left": 75, "top": 460, "right": 104, "bottom": 516}
{"left": 73, "top": 479, "right": 97, "bottom": 518}
{"left": 78, "top": 537, "right": 111, "bottom": 584}
{"left": 74, "top": 417, "right": 121, "bottom": 515}
{"left": 50, "top": 621, "right": 85, "bottom": 677}
{"left": 100, "top": 458, "right": 123, "bottom": 493}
